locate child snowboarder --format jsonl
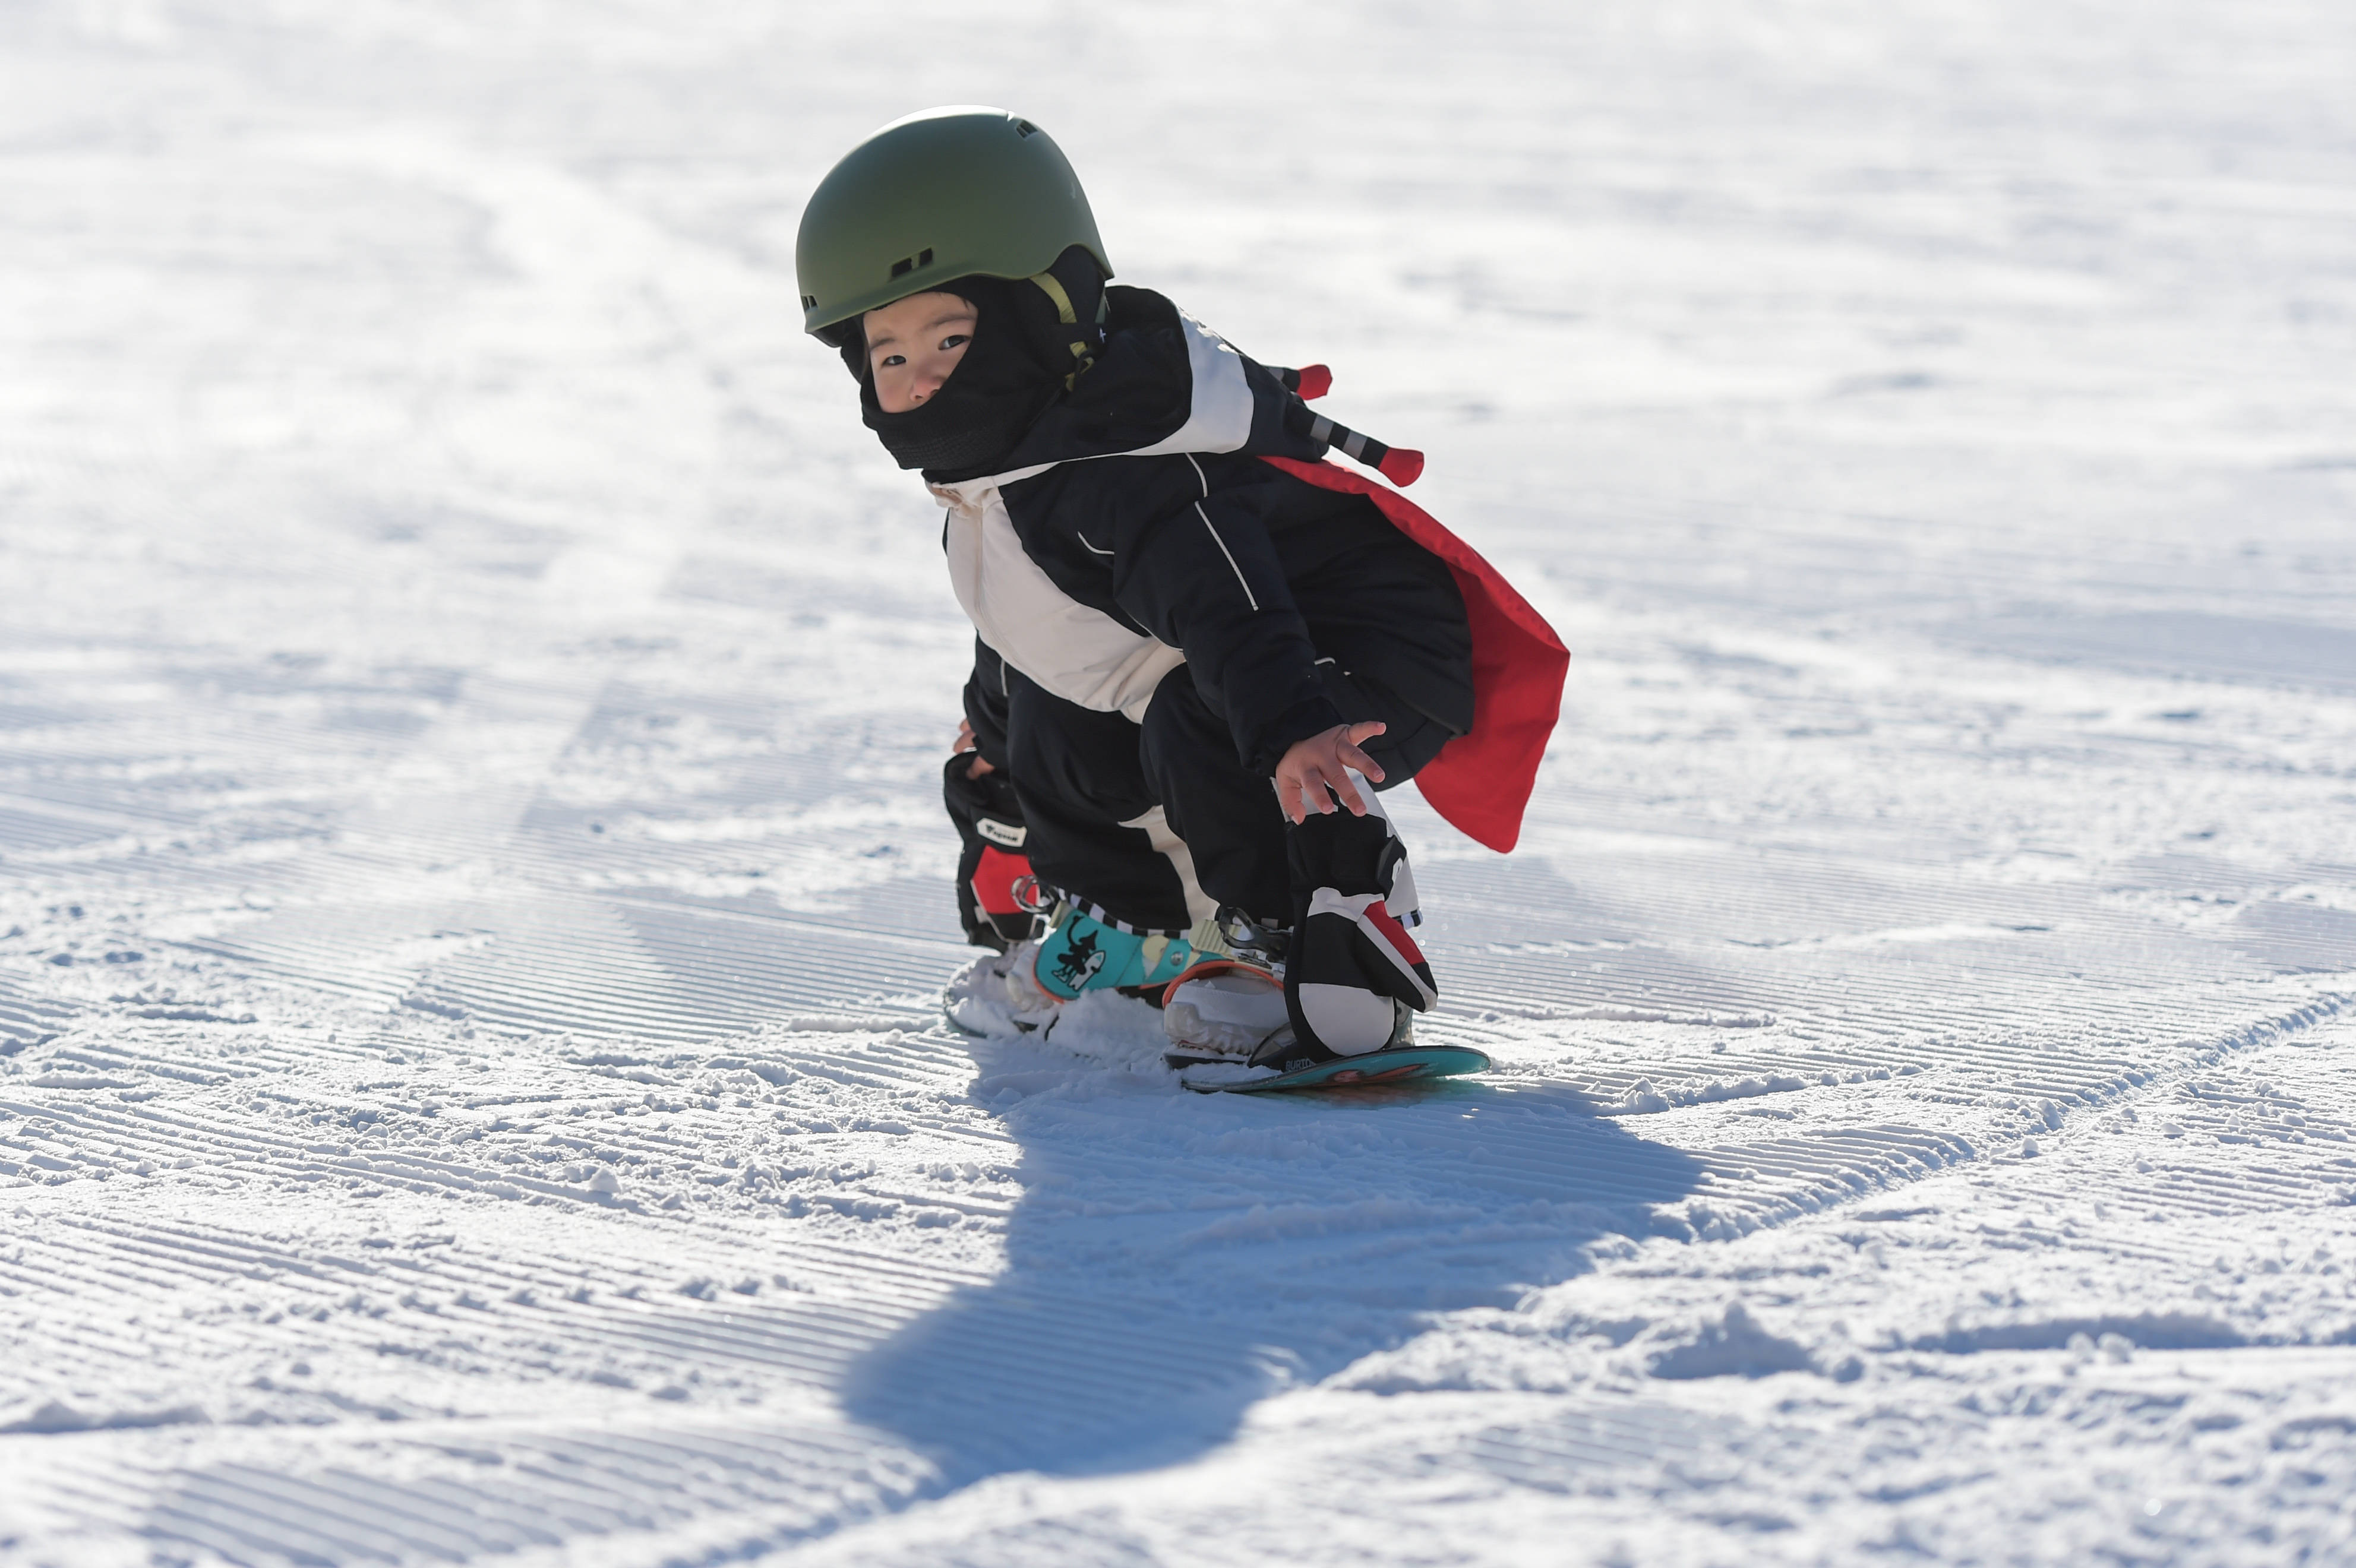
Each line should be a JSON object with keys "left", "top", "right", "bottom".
{"left": 797, "top": 108, "right": 1567, "bottom": 1071}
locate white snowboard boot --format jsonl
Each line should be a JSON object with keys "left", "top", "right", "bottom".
{"left": 1161, "top": 958, "right": 1293, "bottom": 1066}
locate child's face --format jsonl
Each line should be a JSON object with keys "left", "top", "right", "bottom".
{"left": 863, "top": 291, "right": 977, "bottom": 413}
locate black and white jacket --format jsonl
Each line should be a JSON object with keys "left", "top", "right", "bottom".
{"left": 934, "top": 287, "right": 1471, "bottom": 775}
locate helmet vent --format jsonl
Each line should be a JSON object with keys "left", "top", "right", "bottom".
{"left": 801, "top": 294, "right": 817, "bottom": 310}
{"left": 889, "top": 246, "right": 936, "bottom": 280}
{"left": 1013, "top": 119, "right": 1039, "bottom": 138}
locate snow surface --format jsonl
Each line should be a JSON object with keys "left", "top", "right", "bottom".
{"left": 4, "top": 1, "right": 2355, "bottom": 1563}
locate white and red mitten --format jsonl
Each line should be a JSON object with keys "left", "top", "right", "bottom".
{"left": 1284, "top": 774, "right": 1433, "bottom": 1057}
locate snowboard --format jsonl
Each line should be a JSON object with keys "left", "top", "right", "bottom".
{"left": 941, "top": 985, "right": 1016, "bottom": 1038}
{"left": 942, "top": 955, "right": 1490, "bottom": 1094}
{"left": 940, "top": 951, "right": 1056, "bottom": 1038}
{"left": 1177, "top": 1045, "right": 1491, "bottom": 1095}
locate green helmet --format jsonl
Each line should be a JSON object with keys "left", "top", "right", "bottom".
{"left": 795, "top": 106, "right": 1112, "bottom": 337}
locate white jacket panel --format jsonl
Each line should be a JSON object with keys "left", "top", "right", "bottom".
{"left": 937, "top": 482, "right": 1186, "bottom": 725}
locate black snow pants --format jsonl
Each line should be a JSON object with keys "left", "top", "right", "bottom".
{"left": 992, "top": 659, "right": 1462, "bottom": 935}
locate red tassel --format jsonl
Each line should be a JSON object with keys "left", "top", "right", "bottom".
{"left": 1376, "top": 448, "right": 1424, "bottom": 487}
{"left": 1296, "top": 363, "right": 1332, "bottom": 400}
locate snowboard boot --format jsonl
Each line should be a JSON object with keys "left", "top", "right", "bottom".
{"left": 1161, "top": 908, "right": 1292, "bottom": 1064}
{"left": 1246, "top": 993, "right": 1415, "bottom": 1075}
{"left": 1277, "top": 773, "right": 1436, "bottom": 1064}
{"left": 1026, "top": 900, "right": 1197, "bottom": 1003}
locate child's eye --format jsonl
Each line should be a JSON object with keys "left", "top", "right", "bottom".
{"left": 940, "top": 334, "right": 969, "bottom": 351}
{"left": 878, "top": 352, "right": 906, "bottom": 368}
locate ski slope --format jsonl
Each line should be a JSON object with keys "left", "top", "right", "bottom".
{"left": 4, "top": 2, "right": 2354, "bottom": 1563}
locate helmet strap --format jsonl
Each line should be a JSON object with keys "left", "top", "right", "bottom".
{"left": 1027, "top": 268, "right": 1100, "bottom": 389}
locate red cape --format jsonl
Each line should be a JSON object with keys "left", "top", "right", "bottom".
{"left": 1262, "top": 457, "right": 1568, "bottom": 854}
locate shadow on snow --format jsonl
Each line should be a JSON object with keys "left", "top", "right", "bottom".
{"left": 838, "top": 1025, "right": 1704, "bottom": 1487}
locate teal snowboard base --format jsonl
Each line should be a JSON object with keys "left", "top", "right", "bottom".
{"left": 1180, "top": 1045, "right": 1491, "bottom": 1095}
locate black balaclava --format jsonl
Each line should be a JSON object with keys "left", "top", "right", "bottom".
{"left": 842, "top": 246, "right": 1108, "bottom": 478}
